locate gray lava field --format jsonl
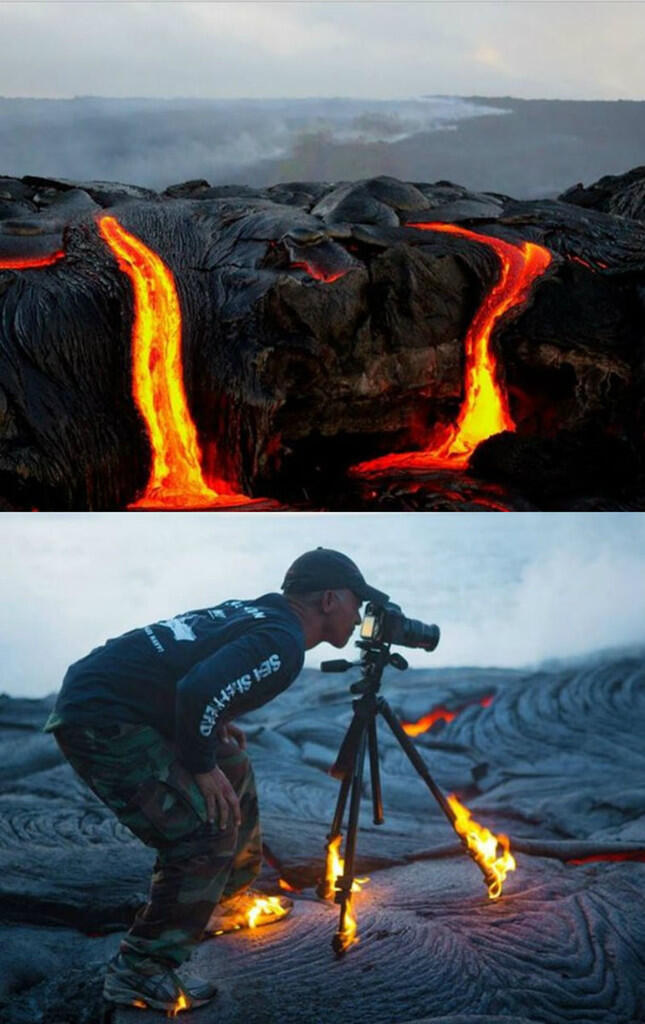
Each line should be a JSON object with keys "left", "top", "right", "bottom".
{"left": 1, "top": 652, "right": 645, "bottom": 1023}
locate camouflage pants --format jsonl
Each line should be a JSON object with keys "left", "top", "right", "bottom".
{"left": 55, "top": 722, "right": 261, "bottom": 970}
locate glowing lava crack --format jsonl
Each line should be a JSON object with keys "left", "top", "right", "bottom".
{"left": 0, "top": 251, "right": 65, "bottom": 270}
{"left": 97, "top": 215, "right": 253, "bottom": 509}
{"left": 354, "top": 223, "right": 552, "bottom": 475}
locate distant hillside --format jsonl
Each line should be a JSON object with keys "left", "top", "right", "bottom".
{"left": 1, "top": 95, "right": 644, "bottom": 198}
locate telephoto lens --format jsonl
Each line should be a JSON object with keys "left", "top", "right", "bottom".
{"left": 361, "top": 602, "right": 440, "bottom": 651}
{"left": 393, "top": 617, "right": 440, "bottom": 651}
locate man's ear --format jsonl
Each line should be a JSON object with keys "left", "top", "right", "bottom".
{"left": 320, "top": 590, "right": 335, "bottom": 612}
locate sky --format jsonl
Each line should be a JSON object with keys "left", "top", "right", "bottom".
{"left": 1, "top": 1, "right": 644, "bottom": 101}
{"left": 2, "top": 512, "right": 644, "bottom": 698}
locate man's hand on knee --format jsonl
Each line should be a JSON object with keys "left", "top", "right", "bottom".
{"left": 194, "top": 767, "right": 241, "bottom": 830}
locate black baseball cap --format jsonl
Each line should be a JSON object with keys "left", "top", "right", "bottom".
{"left": 281, "top": 548, "right": 389, "bottom": 605}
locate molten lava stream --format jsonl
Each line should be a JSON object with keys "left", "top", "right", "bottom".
{"left": 353, "top": 223, "right": 552, "bottom": 475}
{"left": 402, "top": 694, "right": 494, "bottom": 737}
{"left": 97, "top": 215, "right": 253, "bottom": 509}
{"left": 0, "top": 251, "right": 65, "bottom": 270}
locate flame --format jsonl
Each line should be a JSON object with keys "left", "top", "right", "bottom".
{"left": 323, "top": 835, "right": 369, "bottom": 897}
{"left": 447, "top": 793, "right": 516, "bottom": 899}
{"left": 340, "top": 895, "right": 358, "bottom": 951}
{"left": 322, "top": 835, "right": 369, "bottom": 952}
{"left": 167, "top": 992, "right": 189, "bottom": 1017}
{"left": 402, "top": 693, "right": 494, "bottom": 737}
{"left": 353, "top": 223, "right": 552, "bottom": 475}
{"left": 246, "top": 894, "right": 290, "bottom": 929}
{"left": 97, "top": 214, "right": 253, "bottom": 509}
{"left": 278, "top": 877, "right": 299, "bottom": 892}
{"left": 0, "top": 251, "right": 65, "bottom": 270}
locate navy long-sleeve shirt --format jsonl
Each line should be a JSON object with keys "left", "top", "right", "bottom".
{"left": 44, "top": 593, "right": 305, "bottom": 774}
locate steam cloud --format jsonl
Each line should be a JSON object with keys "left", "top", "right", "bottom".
{"left": 0, "top": 96, "right": 498, "bottom": 192}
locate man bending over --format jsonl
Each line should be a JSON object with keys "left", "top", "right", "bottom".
{"left": 44, "top": 548, "right": 387, "bottom": 1013}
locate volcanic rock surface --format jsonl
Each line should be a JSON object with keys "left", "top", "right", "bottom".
{"left": 1, "top": 651, "right": 645, "bottom": 1023}
{"left": 0, "top": 171, "right": 644, "bottom": 510}
{"left": 561, "top": 164, "right": 645, "bottom": 223}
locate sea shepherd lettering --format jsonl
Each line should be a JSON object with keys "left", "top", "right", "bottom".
{"left": 199, "top": 653, "right": 282, "bottom": 736}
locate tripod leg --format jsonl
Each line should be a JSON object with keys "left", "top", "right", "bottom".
{"left": 368, "top": 718, "right": 384, "bottom": 826}
{"left": 379, "top": 698, "right": 456, "bottom": 828}
{"left": 333, "top": 727, "right": 368, "bottom": 956}
{"left": 317, "top": 771, "right": 352, "bottom": 899}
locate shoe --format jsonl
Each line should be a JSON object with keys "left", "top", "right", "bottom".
{"left": 103, "top": 952, "right": 217, "bottom": 1012}
{"left": 205, "top": 889, "right": 293, "bottom": 935}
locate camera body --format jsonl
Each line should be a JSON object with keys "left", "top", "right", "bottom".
{"left": 360, "top": 601, "right": 440, "bottom": 652}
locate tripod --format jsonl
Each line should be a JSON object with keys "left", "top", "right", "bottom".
{"left": 317, "top": 636, "right": 498, "bottom": 955}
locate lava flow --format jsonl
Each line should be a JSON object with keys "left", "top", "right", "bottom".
{"left": 322, "top": 835, "right": 369, "bottom": 952}
{"left": 0, "top": 251, "right": 65, "bottom": 270}
{"left": 447, "top": 794, "right": 516, "bottom": 899}
{"left": 290, "top": 260, "right": 348, "bottom": 283}
{"left": 97, "top": 215, "right": 253, "bottom": 509}
{"left": 402, "top": 694, "right": 494, "bottom": 736}
{"left": 567, "top": 851, "right": 645, "bottom": 866}
{"left": 353, "top": 223, "right": 552, "bottom": 475}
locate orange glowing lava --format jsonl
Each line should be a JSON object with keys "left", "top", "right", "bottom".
{"left": 354, "top": 223, "right": 552, "bottom": 475}
{"left": 402, "top": 694, "right": 494, "bottom": 737}
{"left": 323, "top": 835, "right": 369, "bottom": 951}
{"left": 567, "top": 851, "right": 645, "bottom": 866}
{"left": 403, "top": 707, "right": 456, "bottom": 736}
{"left": 291, "top": 260, "right": 348, "bottom": 283}
{"left": 448, "top": 794, "right": 516, "bottom": 899}
{"left": 0, "top": 251, "right": 65, "bottom": 270}
{"left": 97, "top": 214, "right": 253, "bottom": 509}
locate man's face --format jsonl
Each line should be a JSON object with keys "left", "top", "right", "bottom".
{"left": 323, "top": 589, "right": 363, "bottom": 648}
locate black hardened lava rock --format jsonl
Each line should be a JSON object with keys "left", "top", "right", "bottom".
{"left": 2, "top": 653, "right": 645, "bottom": 1023}
{"left": 560, "top": 165, "right": 645, "bottom": 222}
{"left": 470, "top": 428, "right": 644, "bottom": 508}
{"left": 1, "top": 171, "right": 645, "bottom": 509}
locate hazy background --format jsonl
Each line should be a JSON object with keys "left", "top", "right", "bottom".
{"left": 2, "top": 512, "right": 644, "bottom": 698}
{"left": 2, "top": 2, "right": 645, "bottom": 197}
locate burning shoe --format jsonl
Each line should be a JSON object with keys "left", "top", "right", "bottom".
{"left": 103, "top": 952, "right": 217, "bottom": 1012}
{"left": 205, "top": 889, "right": 293, "bottom": 935}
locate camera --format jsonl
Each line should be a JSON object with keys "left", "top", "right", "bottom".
{"left": 360, "top": 601, "right": 440, "bottom": 652}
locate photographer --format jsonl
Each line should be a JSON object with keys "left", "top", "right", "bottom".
{"left": 44, "top": 548, "right": 387, "bottom": 1013}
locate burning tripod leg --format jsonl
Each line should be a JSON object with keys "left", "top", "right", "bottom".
{"left": 379, "top": 701, "right": 513, "bottom": 895}
{"left": 317, "top": 705, "right": 372, "bottom": 954}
